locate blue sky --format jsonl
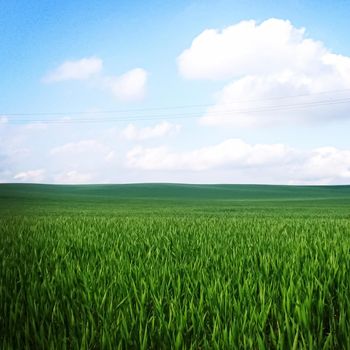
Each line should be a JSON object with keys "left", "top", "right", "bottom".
{"left": 1, "top": 0, "right": 350, "bottom": 184}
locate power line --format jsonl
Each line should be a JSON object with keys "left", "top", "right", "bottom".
{"left": 6, "top": 96, "right": 350, "bottom": 124}
{"left": 2, "top": 88, "right": 350, "bottom": 118}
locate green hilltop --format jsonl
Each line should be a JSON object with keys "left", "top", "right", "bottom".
{"left": 1, "top": 183, "right": 350, "bottom": 217}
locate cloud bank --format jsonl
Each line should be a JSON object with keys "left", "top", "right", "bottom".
{"left": 126, "top": 138, "right": 350, "bottom": 185}
{"left": 1, "top": 118, "right": 349, "bottom": 185}
{"left": 178, "top": 18, "right": 350, "bottom": 127}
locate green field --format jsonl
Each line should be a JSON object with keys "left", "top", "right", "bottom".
{"left": 1, "top": 184, "right": 350, "bottom": 349}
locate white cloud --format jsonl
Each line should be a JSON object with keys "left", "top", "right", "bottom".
{"left": 302, "top": 147, "right": 350, "bottom": 181}
{"left": 43, "top": 57, "right": 103, "bottom": 83}
{"left": 178, "top": 18, "right": 350, "bottom": 127}
{"left": 200, "top": 74, "right": 350, "bottom": 127}
{"left": 126, "top": 138, "right": 350, "bottom": 184}
{"left": 178, "top": 19, "right": 327, "bottom": 80}
{"left": 13, "top": 169, "right": 45, "bottom": 182}
{"left": 54, "top": 170, "right": 93, "bottom": 184}
{"left": 127, "top": 138, "right": 294, "bottom": 171}
{"left": 105, "top": 68, "right": 148, "bottom": 101}
{"left": 122, "top": 121, "right": 181, "bottom": 141}
{"left": 42, "top": 57, "right": 148, "bottom": 101}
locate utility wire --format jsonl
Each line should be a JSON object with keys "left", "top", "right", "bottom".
{"left": 2, "top": 88, "right": 350, "bottom": 117}
{"left": 2, "top": 89, "right": 350, "bottom": 124}
{"left": 6, "top": 96, "right": 350, "bottom": 124}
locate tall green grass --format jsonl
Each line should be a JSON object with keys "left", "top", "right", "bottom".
{"left": 1, "top": 215, "right": 350, "bottom": 349}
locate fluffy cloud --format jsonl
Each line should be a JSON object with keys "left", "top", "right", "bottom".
{"left": 127, "top": 139, "right": 294, "bottom": 171}
{"left": 42, "top": 58, "right": 148, "bottom": 101}
{"left": 43, "top": 57, "right": 103, "bottom": 83}
{"left": 302, "top": 147, "right": 350, "bottom": 181}
{"left": 200, "top": 75, "right": 350, "bottom": 127}
{"left": 122, "top": 121, "right": 181, "bottom": 141}
{"left": 126, "top": 138, "right": 350, "bottom": 184}
{"left": 178, "top": 18, "right": 350, "bottom": 127}
{"left": 178, "top": 19, "right": 325, "bottom": 80}
{"left": 105, "top": 68, "right": 148, "bottom": 101}
{"left": 13, "top": 169, "right": 45, "bottom": 182}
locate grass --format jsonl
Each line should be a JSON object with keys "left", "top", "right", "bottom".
{"left": 1, "top": 183, "right": 350, "bottom": 349}
{"left": 1, "top": 183, "right": 350, "bottom": 217}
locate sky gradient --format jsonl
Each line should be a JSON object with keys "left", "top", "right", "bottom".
{"left": 1, "top": 0, "right": 350, "bottom": 184}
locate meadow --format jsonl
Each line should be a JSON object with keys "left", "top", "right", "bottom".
{"left": 1, "top": 184, "right": 350, "bottom": 349}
